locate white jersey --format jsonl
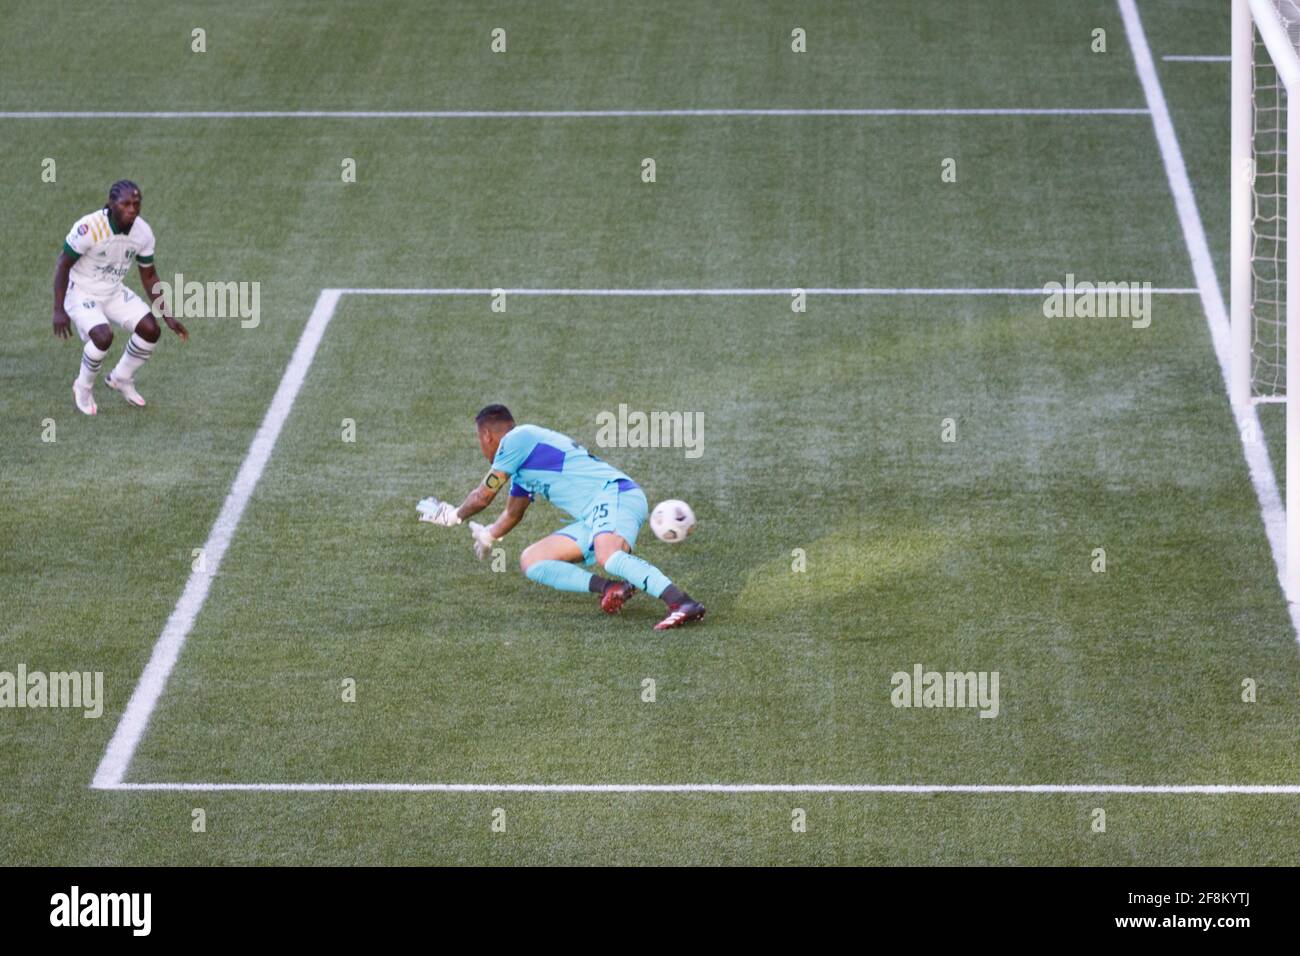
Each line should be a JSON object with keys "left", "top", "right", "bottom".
{"left": 63, "top": 208, "right": 155, "bottom": 299}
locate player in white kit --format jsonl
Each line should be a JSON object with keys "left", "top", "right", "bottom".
{"left": 52, "top": 180, "right": 187, "bottom": 415}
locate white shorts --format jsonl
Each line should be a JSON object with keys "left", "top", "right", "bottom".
{"left": 66, "top": 281, "right": 150, "bottom": 342}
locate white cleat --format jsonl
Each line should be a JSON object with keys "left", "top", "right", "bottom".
{"left": 72, "top": 380, "right": 97, "bottom": 416}
{"left": 106, "top": 373, "right": 146, "bottom": 407}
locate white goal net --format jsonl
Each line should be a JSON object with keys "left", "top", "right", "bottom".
{"left": 1245, "top": 2, "right": 1300, "bottom": 400}
{"left": 1233, "top": 0, "right": 1300, "bottom": 596}
{"left": 1250, "top": 10, "right": 1289, "bottom": 398}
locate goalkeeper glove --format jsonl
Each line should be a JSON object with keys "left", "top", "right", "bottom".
{"left": 468, "top": 521, "right": 497, "bottom": 560}
{"left": 417, "top": 496, "right": 461, "bottom": 527}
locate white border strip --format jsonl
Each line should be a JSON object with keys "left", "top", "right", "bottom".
{"left": 97, "top": 782, "right": 1300, "bottom": 794}
{"left": 1118, "top": 0, "right": 1300, "bottom": 634}
{"left": 1161, "top": 55, "right": 1230, "bottom": 62}
{"left": 0, "top": 108, "right": 1150, "bottom": 120}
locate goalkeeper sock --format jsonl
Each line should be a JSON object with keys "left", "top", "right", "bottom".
{"left": 524, "top": 559, "right": 594, "bottom": 594}
{"left": 110, "top": 333, "right": 155, "bottom": 382}
{"left": 78, "top": 341, "right": 108, "bottom": 387}
{"left": 659, "top": 584, "right": 689, "bottom": 606}
{"left": 602, "top": 551, "right": 673, "bottom": 600}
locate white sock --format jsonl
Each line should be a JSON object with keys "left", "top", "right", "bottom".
{"left": 110, "top": 333, "right": 156, "bottom": 382}
{"left": 78, "top": 341, "right": 108, "bottom": 387}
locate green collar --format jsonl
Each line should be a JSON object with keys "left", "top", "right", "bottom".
{"left": 104, "top": 207, "right": 125, "bottom": 235}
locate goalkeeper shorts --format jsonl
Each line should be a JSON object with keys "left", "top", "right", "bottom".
{"left": 554, "top": 481, "right": 647, "bottom": 564}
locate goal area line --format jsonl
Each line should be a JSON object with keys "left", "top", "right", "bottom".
{"left": 334, "top": 287, "right": 1199, "bottom": 296}
{"left": 87, "top": 284, "right": 1277, "bottom": 797}
{"left": 95, "top": 782, "right": 1300, "bottom": 794}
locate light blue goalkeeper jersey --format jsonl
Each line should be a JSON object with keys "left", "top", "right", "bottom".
{"left": 491, "top": 423, "right": 636, "bottom": 519}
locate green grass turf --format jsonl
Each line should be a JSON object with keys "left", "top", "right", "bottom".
{"left": 2, "top": 0, "right": 1299, "bottom": 864}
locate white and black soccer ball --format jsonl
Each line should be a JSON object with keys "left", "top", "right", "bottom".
{"left": 650, "top": 499, "right": 696, "bottom": 543}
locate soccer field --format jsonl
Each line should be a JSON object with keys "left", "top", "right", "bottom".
{"left": 2, "top": 0, "right": 1299, "bottom": 865}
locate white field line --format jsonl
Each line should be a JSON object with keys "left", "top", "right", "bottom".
{"left": 0, "top": 108, "right": 1150, "bottom": 120}
{"left": 90, "top": 289, "right": 343, "bottom": 789}
{"left": 96, "top": 782, "right": 1300, "bottom": 794}
{"left": 1118, "top": 0, "right": 1300, "bottom": 638}
{"left": 337, "top": 287, "right": 1199, "bottom": 296}
{"left": 1161, "top": 55, "right": 1230, "bottom": 62}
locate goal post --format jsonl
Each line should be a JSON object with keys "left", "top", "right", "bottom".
{"left": 1233, "top": 0, "right": 1300, "bottom": 598}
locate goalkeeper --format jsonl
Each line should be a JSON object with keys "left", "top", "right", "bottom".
{"left": 418, "top": 404, "right": 705, "bottom": 631}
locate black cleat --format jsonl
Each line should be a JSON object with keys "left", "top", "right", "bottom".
{"left": 654, "top": 600, "right": 706, "bottom": 631}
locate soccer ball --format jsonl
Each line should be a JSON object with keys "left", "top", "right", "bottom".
{"left": 650, "top": 499, "right": 696, "bottom": 543}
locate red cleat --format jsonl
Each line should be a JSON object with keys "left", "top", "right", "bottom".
{"left": 653, "top": 600, "right": 706, "bottom": 631}
{"left": 601, "top": 581, "right": 637, "bottom": 614}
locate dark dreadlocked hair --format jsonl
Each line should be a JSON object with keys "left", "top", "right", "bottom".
{"left": 107, "top": 179, "right": 140, "bottom": 203}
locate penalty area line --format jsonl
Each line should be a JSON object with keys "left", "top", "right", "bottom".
{"left": 95, "top": 782, "right": 1300, "bottom": 794}
{"left": 0, "top": 107, "right": 1153, "bottom": 120}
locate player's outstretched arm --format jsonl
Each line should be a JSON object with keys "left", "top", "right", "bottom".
{"left": 420, "top": 471, "right": 511, "bottom": 528}
{"left": 139, "top": 262, "right": 188, "bottom": 341}
{"left": 52, "top": 250, "right": 75, "bottom": 339}
{"left": 488, "top": 492, "right": 529, "bottom": 540}
{"left": 468, "top": 495, "right": 527, "bottom": 559}
{"left": 455, "top": 469, "right": 509, "bottom": 520}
